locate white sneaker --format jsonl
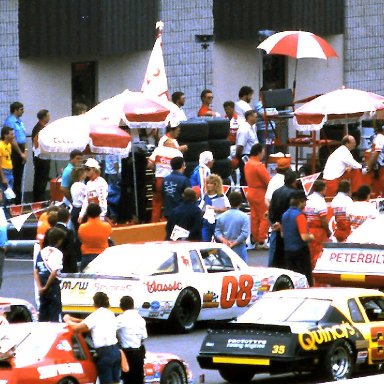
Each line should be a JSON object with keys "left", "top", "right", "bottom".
{"left": 257, "top": 240, "right": 270, "bottom": 250}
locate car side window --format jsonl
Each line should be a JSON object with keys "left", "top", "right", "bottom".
{"left": 348, "top": 299, "right": 365, "bottom": 323}
{"left": 200, "top": 249, "right": 235, "bottom": 273}
{"left": 359, "top": 297, "right": 384, "bottom": 322}
{"left": 189, "top": 250, "right": 205, "bottom": 273}
{"left": 71, "top": 335, "right": 86, "bottom": 360}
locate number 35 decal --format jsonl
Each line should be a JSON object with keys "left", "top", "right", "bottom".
{"left": 220, "top": 275, "right": 254, "bottom": 309}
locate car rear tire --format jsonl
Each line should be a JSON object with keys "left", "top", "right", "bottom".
{"left": 160, "top": 361, "right": 188, "bottom": 384}
{"left": 6, "top": 305, "right": 32, "bottom": 323}
{"left": 322, "top": 340, "right": 353, "bottom": 381}
{"left": 272, "top": 275, "right": 294, "bottom": 291}
{"left": 169, "top": 288, "right": 200, "bottom": 333}
{"left": 219, "top": 367, "right": 255, "bottom": 383}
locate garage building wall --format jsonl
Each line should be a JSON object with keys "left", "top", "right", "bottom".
{"left": 344, "top": 0, "right": 384, "bottom": 94}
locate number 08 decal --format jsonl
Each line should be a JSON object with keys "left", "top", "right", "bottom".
{"left": 220, "top": 275, "right": 254, "bottom": 309}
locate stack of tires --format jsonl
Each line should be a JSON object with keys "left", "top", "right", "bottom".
{"left": 179, "top": 118, "right": 231, "bottom": 181}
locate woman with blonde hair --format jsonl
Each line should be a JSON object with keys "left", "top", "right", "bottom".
{"left": 201, "top": 173, "right": 230, "bottom": 241}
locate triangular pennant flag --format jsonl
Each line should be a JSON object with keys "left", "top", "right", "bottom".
{"left": 9, "top": 204, "right": 23, "bottom": 217}
{"left": 31, "top": 202, "right": 44, "bottom": 219}
{"left": 299, "top": 172, "right": 321, "bottom": 196}
{"left": 10, "top": 212, "right": 32, "bottom": 232}
{"left": 223, "top": 185, "right": 231, "bottom": 195}
{"left": 242, "top": 186, "right": 249, "bottom": 196}
{"left": 170, "top": 225, "right": 190, "bottom": 241}
{"left": 141, "top": 21, "right": 169, "bottom": 102}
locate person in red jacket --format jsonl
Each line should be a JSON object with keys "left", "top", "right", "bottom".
{"left": 78, "top": 203, "right": 112, "bottom": 271}
{"left": 245, "top": 143, "right": 271, "bottom": 248}
{"left": 198, "top": 89, "right": 220, "bottom": 117}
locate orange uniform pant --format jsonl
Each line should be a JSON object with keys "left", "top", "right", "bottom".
{"left": 151, "top": 177, "right": 164, "bottom": 223}
{"left": 325, "top": 169, "right": 362, "bottom": 197}
{"left": 362, "top": 168, "right": 384, "bottom": 197}
{"left": 334, "top": 218, "right": 351, "bottom": 242}
{"left": 247, "top": 188, "right": 269, "bottom": 244}
{"left": 308, "top": 227, "right": 329, "bottom": 269}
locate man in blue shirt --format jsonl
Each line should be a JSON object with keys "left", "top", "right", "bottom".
{"left": 3, "top": 102, "right": 27, "bottom": 204}
{"left": 60, "top": 149, "right": 83, "bottom": 207}
{"left": 215, "top": 191, "right": 250, "bottom": 263}
{"left": 162, "top": 157, "right": 190, "bottom": 218}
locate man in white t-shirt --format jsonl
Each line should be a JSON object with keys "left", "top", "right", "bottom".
{"left": 236, "top": 109, "right": 258, "bottom": 186}
{"left": 171, "top": 91, "right": 188, "bottom": 122}
{"left": 64, "top": 292, "right": 120, "bottom": 384}
{"left": 322, "top": 135, "right": 362, "bottom": 197}
{"left": 347, "top": 185, "right": 377, "bottom": 231}
{"left": 148, "top": 139, "right": 183, "bottom": 222}
{"left": 79, "top": 158, "right": 108, "bottom": 222}
{"left": 158, "top": 120, "right": 188, "bottom": 153}
{"left": 235, "top": 86, "right": 253, "bottom": 119}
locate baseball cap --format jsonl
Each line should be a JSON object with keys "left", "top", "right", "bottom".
{"left": 84, "top": 158, "right": 100, "bottom": 169}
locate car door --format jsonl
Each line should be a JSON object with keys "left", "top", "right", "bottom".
{"left": 196, "top": 247, "right": 254, "bottom": 321}
{"left": 354, "top": 296, "right": 384, "bottom": 365}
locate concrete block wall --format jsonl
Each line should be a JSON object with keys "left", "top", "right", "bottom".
{"left": 160, "top": 0, "right": 214, "bottom": 118}
{"left": 0, "top": 0, "right": 19, "bottom": 120}
{"left": 344, "top": 0, "right": 384, "bottom": 94}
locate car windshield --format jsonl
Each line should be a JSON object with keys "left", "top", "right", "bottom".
{"left": 85, "top": 246, "right": 178, "bottom": 276}
{"left": 0, "top": 325, "right": 57, "bottom": 365}
{"left": 237, "top": 297, "right": 332, "bottom": 323}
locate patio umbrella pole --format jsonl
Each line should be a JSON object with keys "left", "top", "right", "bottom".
{"left": 292, "top": 59, "right": 298, "bottom": 102}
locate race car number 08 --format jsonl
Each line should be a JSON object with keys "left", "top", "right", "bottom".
{"left": 220, "top": 275, "right": 254, "bottom": 309}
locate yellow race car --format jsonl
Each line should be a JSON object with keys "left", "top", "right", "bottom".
{"left": 197, "top": 287, "right": 384, "bottom": 382}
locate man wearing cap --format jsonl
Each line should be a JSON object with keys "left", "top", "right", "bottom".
{"left": 322, "top": 135, "right": 362, "bottom": 197}
{"left": 236, "top": 109, "right": 258, "bottom": 186}
{"left": 61, "top": 150, "right": 83, "bottom": 208}
{"left": 190, "top": 151, "right": 214, "bottom": 196}
{"left": 245, "top": 144, "right": 270, "bottom": 249}
{"left": 79, "top": 158, "right": 108, "bottom": 222}
{"left": 148, "top": 139, "right": 183, "bottom": 222}
{"left": 158, "top": 121, "right": 188, "bottom": 153}
{"left": 281, "top": 190, "right": 314, "bottom": 286}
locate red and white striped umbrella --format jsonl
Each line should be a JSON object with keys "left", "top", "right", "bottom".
{"left": 257, "top": 31, "right": 338, "bottom": 98}
{"left": 257, "top": 30, "right": 338, "bottom": 59}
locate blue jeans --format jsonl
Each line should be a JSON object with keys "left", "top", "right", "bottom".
{"left": 1, "top": 168, "right": 14, "bottom": 206}
{"left": 268, "top": 230, "right": 276, "bottom": 267}
{"left": 202, "top": 220, "right": 215, "bottom": 242}
{"left": 96, "top": 344, "right": 121, "bottom": 384}
{"left": 232, "top": 244, "right": 248, "bottom": 263}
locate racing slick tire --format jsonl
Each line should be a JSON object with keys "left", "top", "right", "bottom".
{"left": 169, "top": 288, "right": 201, "bottom": 333}
{"left": 272, "top": 275, "right": 294, "bottom": 291}
{"left": 57, "top": 378, "right": 78, "bottom": 384}
{"left": 206, "top": 118, "right": 230, "bottom": 140}
{"left": 218, "top": 367, "right": 255, "bottom": 383}
{"left": 160, "top": 361, "right": 188, "bottom": 384}
{"left": 179, "top": 119, "right": 209, "bottom": 142}
{"left": 208, "top": 139, "right": 231, "bottom": 160}
{"left": 211, "top": 158, "right": 232, "bottom": 179}
{"left": 6, "top": 305, "right": 32, "bottom": 323}
{"left": 181, "top": 141, "right": 209, "bottom": 162}
{"left": 321, "top": 340, "right": 353, "bottom": 381}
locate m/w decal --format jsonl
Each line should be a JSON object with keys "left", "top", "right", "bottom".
{"left": 61, "top": 281, "right": 89, "bottom": 290}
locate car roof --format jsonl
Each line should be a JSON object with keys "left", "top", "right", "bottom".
{"left": 101, "top": 241, "right": 226, "bottom": 254}
{"left": 265, "top": 287, "right": 384, "bottom": 300}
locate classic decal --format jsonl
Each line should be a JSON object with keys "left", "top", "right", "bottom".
{"left": 370, "top": 326, "right": 384, "bottom": 362}
{"left": 181, "top": 256, "right": 190, "bottom": 266}
{"left": 329, "top": 252, "right": 384, "bottom": 264}
{"left": 298, "top": 322, "right": 355, "bottom": 351}
{"left": 220, "top": 274, "right": 254, "bottom": 309}
{"left": 146, "top": 281, "right": 182, "bottom": 293}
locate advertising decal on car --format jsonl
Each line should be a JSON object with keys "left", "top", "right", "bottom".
{"left": 37, "top": 362, "right": 84, "bottom": 379}
{"left": 298, "top": 322, "right": 356, "bottom": 351}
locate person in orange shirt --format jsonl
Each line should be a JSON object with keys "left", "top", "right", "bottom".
{"left": 36, "top": 206, "right": 59, "bottom": 248}
{"left": 197, "top": 89, "right": 220, "bottom": 117}
{"left": 244, "top": 143, "right": 271, "bottom": 248}
{"left": 78, "top": 203, "right": 112, "bottom": 271}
